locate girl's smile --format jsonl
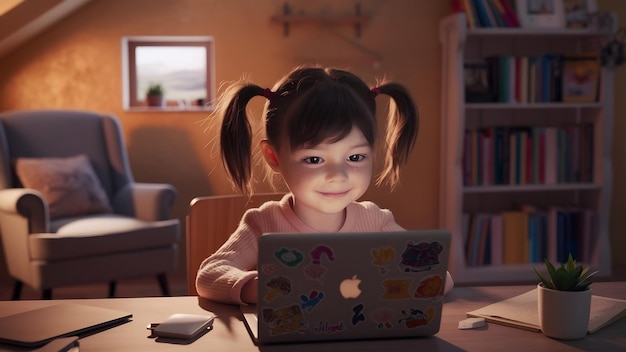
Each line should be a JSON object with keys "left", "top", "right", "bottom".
{"left": 262, "top": 126, "right": 373, "bottom": 232}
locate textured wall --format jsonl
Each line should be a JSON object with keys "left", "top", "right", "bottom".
{"left": 1, "top": 0, "right": 622, "bottom": 285}
{"left": 0, "top": 0, "right": 448, "bottom": 282}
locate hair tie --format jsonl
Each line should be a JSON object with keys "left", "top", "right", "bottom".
{"left": 263, "top": 88, "right": 276, "bottom": 101}
{"left": 370, "top": 87, "right": 381, "bottom": 98}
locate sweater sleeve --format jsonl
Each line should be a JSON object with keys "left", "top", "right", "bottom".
{"left": 195, "top": 211, "right": 263, "bottom": 304}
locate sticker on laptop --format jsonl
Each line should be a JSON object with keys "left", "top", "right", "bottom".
{"left": 381, "top": 279, "right": 412, "bottom": 299}
{"left": 262, "top": 304, "right": 308, "bottom": 336}
{"left": 300, "top": 290, "right": 324, "bottom": 312}
{"left": 398, "top": 306, "right": 436, "bottom": 329}
{"left": 398, "top": 241, "right": 444, "bottom": 272}
{"left": 351, "top": 303, "right": 366, "bottom": 325}
{"left": 274, "top": 248, "right": 304, "bottom": 267}
{"left": 371, "top": 246, "right": 395, "bottom": 274}
{"left": 264, "top": 276, "right": 291, "bottom": 302}
{"left": 414, "top": 275, "right": 444, "bottom": 300}
{"left": 304, "top": 245, "right": 334, "bottom": 283}
{"left": 371, "top": 307, "right": 395, "bottom": 329}
{"left": 313, "top": 320, "right": 346, "bottom": 335}
{"left": 260, "top": 264, "right": 278, "bottom": 276}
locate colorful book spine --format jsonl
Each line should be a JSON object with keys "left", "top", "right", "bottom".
{"left": 497, "top": 0, "right": 520, "bottom": 27}
{"left": 473, "top": 0, "right": 493, "bottom": 27}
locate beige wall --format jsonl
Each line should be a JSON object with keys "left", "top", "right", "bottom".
{"left": 0, "top": 0, "right": 448, "bottom": 281}
{"left": 0, "top": 0, "right": 624, "bottom": 284}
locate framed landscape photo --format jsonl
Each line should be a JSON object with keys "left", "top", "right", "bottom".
{"left": 516, "top": 0, "right": 566, "bottom": 29}
{"left": 563, "top": 0, "right": 597, "bottom": 28}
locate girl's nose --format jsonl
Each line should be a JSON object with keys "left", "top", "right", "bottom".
{"left": 325, "top": 163, "right": 348, "bottom": 182}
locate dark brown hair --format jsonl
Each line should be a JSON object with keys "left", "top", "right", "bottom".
{"left": 217, "top": 65, "right": 419, "bottom": 194}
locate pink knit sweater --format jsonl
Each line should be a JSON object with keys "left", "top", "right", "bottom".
{"left": 195, "top": 194, "right": 453, "bottom": 304}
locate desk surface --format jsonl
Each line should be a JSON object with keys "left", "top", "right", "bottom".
{"left": 0, "top": 282, "right": 624, "bottom": 351}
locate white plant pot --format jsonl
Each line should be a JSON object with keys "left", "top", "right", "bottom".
{"left": 537, "top": 283, "right": 591, "bottom": 340}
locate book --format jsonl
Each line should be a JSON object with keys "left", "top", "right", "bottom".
{"left": 467, "top": 288, "right": 626, "bottom": 334}
{"left": 473, "top": 0, "right": 493, "bottom": 27}
{"left": 490, "top": 214, "right": 503, "bottom": 265}
{"left": 497, "top": 0, "right": 520, "bottom": 27}
{"left": 501, "top": 210, "right": 528, "bottom": 264}
{"left": 462, "top": 0, "right": 480, "bottom": 28}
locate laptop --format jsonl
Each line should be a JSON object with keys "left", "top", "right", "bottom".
{"left": 242, "top": 230, "right": 451, "bottom": 344}
{"left": 0, "top": 303, "right": 132, "bottom": 348}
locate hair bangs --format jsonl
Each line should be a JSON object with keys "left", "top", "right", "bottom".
{"left": 286, "top": 82, "right": 376, "bottom": 151}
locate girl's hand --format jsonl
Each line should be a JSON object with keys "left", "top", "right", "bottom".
{"left": 241, "top": 277, "right": 258, "bottom": 304}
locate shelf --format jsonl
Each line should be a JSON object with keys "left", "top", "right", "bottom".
{"left": 270, "top": 14, "right": 368, "bottom": 25}
{"left": 467, "top": 27, "right": 610, "bottom": 37}
{"left": 271, "top": 3, "right": 368, "bottom": 37}
{"left": 464, "top": 183, "right": 602, "bottom": 194}
{"left": 454, "top": 262, "right": 608, "bottom": 285}
{"left": 466, "top": 102, "right": 603, "bottom": 109}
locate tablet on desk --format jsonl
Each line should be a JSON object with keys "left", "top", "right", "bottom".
{"left": 0, "top": 303, "right": 132, "bottom": 348}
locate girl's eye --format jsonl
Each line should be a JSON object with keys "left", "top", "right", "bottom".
{"left": 303, "top": 156, "right": 323, "bottom": 164}
{"left": 348, "top": 154, "right": 365, "bottom": 162}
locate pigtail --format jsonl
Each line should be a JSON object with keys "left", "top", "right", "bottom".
{"left": 374, "top": 82, "right": 419, "bottom": 189}
{"left": 218, "top": 83, "right": 267, "bottom": 193}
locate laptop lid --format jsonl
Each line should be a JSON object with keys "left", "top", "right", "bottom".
{"left": 0, "top": 303, "right": 132, "bottom": 348}
{"left": 254, "top": 230, "right": 451, "bottom": 344}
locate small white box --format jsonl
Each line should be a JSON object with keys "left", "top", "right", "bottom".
{"left": 458, "top": 317, "right": 486, "bottom": 329}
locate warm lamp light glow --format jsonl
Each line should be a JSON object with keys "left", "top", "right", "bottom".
{"left": 0, "top": 0, "right": 25, "bottom": 16}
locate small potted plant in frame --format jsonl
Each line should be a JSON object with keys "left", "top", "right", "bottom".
{"left": 146, "top": 83, "right": 164, "bottom": 107}
{"left": 534, "top": 254, "right": 597, "bottom": 340}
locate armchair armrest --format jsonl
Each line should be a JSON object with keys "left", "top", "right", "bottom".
{"left": 112, "top": 183, "right": 177, "bottom": 221}
{"left": 0, "top": 188, "right": 49, "bottom": 233}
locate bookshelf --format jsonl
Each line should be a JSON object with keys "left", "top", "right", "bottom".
{"left": 438, "top": 13, "right": 614, "bottom": 284}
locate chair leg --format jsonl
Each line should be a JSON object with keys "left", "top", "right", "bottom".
{"left": 42, "top": 289, "right": 52, "bottom": 300}
{"left": 108, "top": 281, "right": 116, "bottom": 298}
{"left": 12, "top": 280, "right": 23, "bottom": 300}
{"left": 157, "top": 273, "right": 170, "bottom": 296}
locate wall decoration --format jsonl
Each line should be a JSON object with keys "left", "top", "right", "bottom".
{"left": 563, "top": 0, "right": 597, "bottom": 28}
{"left": 516, "top": 0, "right": 566, "bottom": 29}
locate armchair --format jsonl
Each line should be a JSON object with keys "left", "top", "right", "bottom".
{"left": 0, "top": 109, "right": 180, "bottom": 299}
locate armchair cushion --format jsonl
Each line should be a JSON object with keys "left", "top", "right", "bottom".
{"left": 14, "top": 154, "right": 112, "bottom": 219}
{"left": 30, "top": 215, "right": 180, "bottom": 261}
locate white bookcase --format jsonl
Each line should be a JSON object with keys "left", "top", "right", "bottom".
{"left": 438, "top": 13, "right": 614, "bottom": 284}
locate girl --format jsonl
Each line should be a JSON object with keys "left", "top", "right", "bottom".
{"left": 196, "top": 66, "right": 453, "bottom": 304}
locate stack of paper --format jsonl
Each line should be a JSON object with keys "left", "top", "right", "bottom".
{"left": 466, "top": 288, "right": 626, "bottom": 334}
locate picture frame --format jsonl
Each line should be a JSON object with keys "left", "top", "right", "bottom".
{"left": 515, "top": 0, "right": 566, "bottom": 29}
{"left": 561, "top": 53, "right": 601, "bottom": 103}
{"left": 563, "top": 0, "right": 597, "bottom": 28}
{"left": 464, "top": 61, "right": 495, "bottom": 103}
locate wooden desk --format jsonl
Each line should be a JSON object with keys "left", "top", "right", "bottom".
{"left": 0, "top": 283, "right": 624, "bottom": 351}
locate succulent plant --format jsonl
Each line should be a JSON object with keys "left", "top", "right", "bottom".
{"left": 147, "top": 83, "right": 163, "bottom": 96}
{"left": 534, "top": 254, "right": 597, "bottom": 291}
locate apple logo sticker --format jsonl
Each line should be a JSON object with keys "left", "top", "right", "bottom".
{"left": 339, "top": 275, "right": 362, "bottom": 299}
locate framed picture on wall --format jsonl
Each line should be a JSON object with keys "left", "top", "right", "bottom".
{"left": 563, "top": 0, "right": 597, "bottom": 28}
{"left": 516, "top": 0, "right": 566, "bottom": 29}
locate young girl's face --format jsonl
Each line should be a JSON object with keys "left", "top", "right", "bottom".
{"left": 263, "top": 126, "right": 373, "bottom": 226}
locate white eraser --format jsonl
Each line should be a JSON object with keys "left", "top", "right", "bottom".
{"left": 458, "top": 317, "right": 486, "bottom": 329}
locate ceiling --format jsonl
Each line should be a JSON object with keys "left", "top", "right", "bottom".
{"left": 0, "top": 0, "right": 92, "bottom": 58}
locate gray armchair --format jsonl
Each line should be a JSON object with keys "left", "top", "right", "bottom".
{"left": 0, "top": 109, "right": 180, "bottom": 299}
